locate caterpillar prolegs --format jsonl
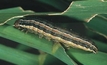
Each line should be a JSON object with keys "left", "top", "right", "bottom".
{"left": 14, "top": 18, "right": 98, "bottom": 53}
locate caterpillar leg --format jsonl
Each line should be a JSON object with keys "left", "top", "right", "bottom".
{"left": 62, "top": 43, "right": 70, "bottom": 50}
{"left": 20, "top": 28, "right": 29, "bottom": 33}
{"left": 45, "top": 36, "right": 51, "bottom": 41}
{"left": 39, "top": 34, "right": 44, "bottom": 38}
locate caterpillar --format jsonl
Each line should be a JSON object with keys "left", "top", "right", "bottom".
{"left": 14, "top": 18, "right": 98, "bottom": 53}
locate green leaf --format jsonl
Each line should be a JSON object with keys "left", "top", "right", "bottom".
{"left": 64, "top": 0, "right": 107, "bottom": 21}
{"left": 84, "top": 14, "right": 107, "bottom": 38}
{"left": 48, "top": 0, "right": 107, "bottom": 22}
{"left": 38, "top": 0, "right": 70, "bottom": 11}
{"left": 0, "top": 44, "right": 39, "bottom": 65}
{"left": 67, "top": 49, "right": 107, "bottom": 65}
{"left": 0, "top": 7, "right": 34, "bottom": 25}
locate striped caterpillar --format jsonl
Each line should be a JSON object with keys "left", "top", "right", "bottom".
{"left": 14, "top": 18, "right": 98, "bottom": 53}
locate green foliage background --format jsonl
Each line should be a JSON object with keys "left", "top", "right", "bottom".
{"left": 0, "top": 0, "right": 107, "bottom": 65}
